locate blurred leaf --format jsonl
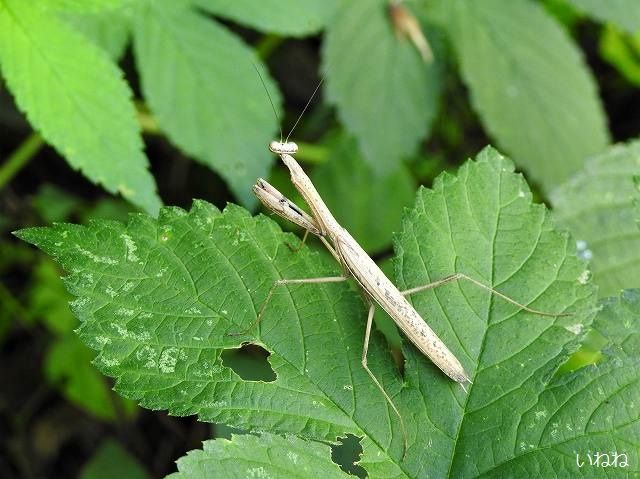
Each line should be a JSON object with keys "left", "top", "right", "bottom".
{"left": 32, "top": 185, "right": 79, "bottom": 223}
{"left": 435, "top": 0, "right": 609, "bottom": 190}
{"left": 551, "top": 141, "right": 640, "bottom": 297}
{"left": 62, "top": 8, "right": 131, "bottom": 60}
{"left": 568, "top": 0, "right": 640, "bottom": 34}
{"left": 0, "top": 0, "right": 161, "bottom": 214}
{"left": 168, "top": 434, "right": 351, "bottom": 479}
{"left": 132, "top": 0, "right": 278, "bottom": 206}
{"left": 324, "top": 0, "right": 442, "bottom": 174}
{"left": 17, "top": 148, "right": 602, "bottom": 476}
{"left": 80, "top": 439, "right": 149, "bottom": 479}
{"left": 600, "top": 24, "right": 640, "bottom": 87}
{"left": 0, "top": 213, "right": 9, "bottom": 232}
{"left": 311, "top": 133, "right": 415, "bottom": 253}
{"left": 0, "top": 240, "right": 35, "bottom": 272}
{"left": 46, "top": 334, "right": 138, "bottom": 421}
{"left": 45, "top": 0, "right": 133, "bottom": 13}
{"left": 28, "top": 260, "right": 76, "bottom": 335}
{"left": 593, "top": 289, "right": 640, "bottom": 355}
{"left": 193, "top": 0, "right": 338, "bottom": 37}
{"left": 28, "top": 259, "right": 138, "bottom": 420}
{"left": 81, "top": 198, "right": 133, "bottom": 223}
{"left": 540, "top": 0, "right": 582, "bottom": 27}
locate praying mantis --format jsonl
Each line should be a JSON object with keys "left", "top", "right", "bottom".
{"left": 234, "top": 68, "right": 567, "bottom": 459}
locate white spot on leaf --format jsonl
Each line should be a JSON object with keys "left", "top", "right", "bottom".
{"left": 578, "top": 269, "right": 591, "bottom": 284}
{"left": 159, "top": 347, "right": 179, "bottom": 373}
{"left": 247, "top": 467, "right": 269, "bottom": 479}
{"left": 121, "top": 234, "right": 139, "bottom": 262}
{"left": 76, "top": 246, "right": 118, "bottom": 265}
{"left": 565, "top": 324, "right": 583, "bottom": 335}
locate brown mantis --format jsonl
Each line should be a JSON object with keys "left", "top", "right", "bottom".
{"left": 236, "top": 67, "right": 567, "bottom": 459}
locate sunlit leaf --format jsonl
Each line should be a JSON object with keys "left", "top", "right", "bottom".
{"left": 552, "top": 141, "right": 640, "bottom": 297}
{"left": 0, "top": 0, "right": 160, "bottom": 214}
{"left": 434, "top": 0, "right": 610, "bottom": 189}
{"left": 132, "top": 1, "right": 279, "bottom": 206}
{"left": 569, "top": 0, "right": 640, "bottom": 34}
{"left": 16, "top": 148, "right": 615, "bottom": 477}
{"left": 324, "top": 0, "right": 442, "bottom": 174}
{"left": 193, "top": 0, "right": 337, "bottom": 37}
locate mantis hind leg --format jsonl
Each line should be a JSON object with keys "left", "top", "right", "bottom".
{"left": 400, "top": 273, "right": 570, "bottom": 317}
{"left": 361, "top": 301, "right": 409, "bottom": 460}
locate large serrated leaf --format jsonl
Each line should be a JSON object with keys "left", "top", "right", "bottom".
{"left": 18, "top": 147, "right": 623, "bottom": 478}
{"left": 167, "top": 434, "right": 350, "bottom": 479}
{"left": 437, "top": 0, "right": 610, "bottom": 190}
{"left": 0, "top": 0, "right": 160, "bottom": 214}
{"left": 193, "top": 0, "right": 337, "bottom": 37}
{"left": 80, "top": 439, "right": 150, "bottom": 479}
{"left": 323, "top": 0, "right": 442, "bottom": 174}
{"left": 171, "top": 289, "right": 640, "bottom": 478}
{"left": 132, "top": 1, "right": 278, "bottom": 206}
{"left": 551, "top": 141, "right": 640, "bottom": 297}
{"left": 569, "top": 0, "right": 640, "bottom": 35}
{"left": 492, "top": 288, "right": 640, "bottom": 477}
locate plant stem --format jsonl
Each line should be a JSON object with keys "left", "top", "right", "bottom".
{"left": 0, "top": 133, "right": 43, "bottom": 189}
{"left": 136, "top": 100, "right": 161, "bottom": 134}
{"left": 255, "top": 34, "right": 283, "bottom": 59}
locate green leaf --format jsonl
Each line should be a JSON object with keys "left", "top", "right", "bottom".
{"left": 479, "top": 288, "right": 640, "bottom": 477}
{"left": 45, "top": 0, "right": 133, "bottom": 13}
{"left": 392, "top": 147, "right": 597, "bottom": 476}
{"left": 593, "top": 289, "right": 640, "bottom": 356}
{"left": 28, "top": 260, "right": 76, "bottom": 335}
{"left": 80, "top": 197, "right": 134, "bottom": 223}
{"left": 0, "top": 0, "right": 161, "bottom": 214}
{"left": 193, "top": 0, "right": 338, "bottom": 37}
{"left": 551, "top": 141, "right": 640, "bottom": 297}
{"left": 45, "top": 334, "right": 138, "bottom": 421}
{"left": 132, "top": 1, "right": 278, "bottom": 206}
{"left": 324, "top": 0, "right": 442, "bottom": 174}
{"left": 17, "top": 147, "right": 613, "bottom": 477}
{"left": 437, "top": 0, "right": 610, "bottom": 189}
{"left": 61, "top": 8, "right": 131, "bottom": 60}
{"left": 600, "top": 25, "right": 640, "bottom": 87}
{"left": 80, "top": 439, "right": 149, "bottom": 479}
{"left": 32, "top": 185, "right": 79, "bottom": 224}
{"left": 168, "top": 434, "right": 350, "bottom": 479}
{"left": 311, "top": 133, "right": 415, "bottom": 253}
{"left": 27, "top": 259, "right": 138, "bottom": 421}
{"left": 569, "top": 0, "right": 640, "bottom": 34}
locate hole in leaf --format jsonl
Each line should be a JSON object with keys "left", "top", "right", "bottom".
{"left": 221, "top": 343, "right": 276, "bottom": 382}
{"left": 212, "top": 422, "right": 247, "bottom": 440}
{"left": 331, "top": 434, "right": 366, "bottom": 478}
